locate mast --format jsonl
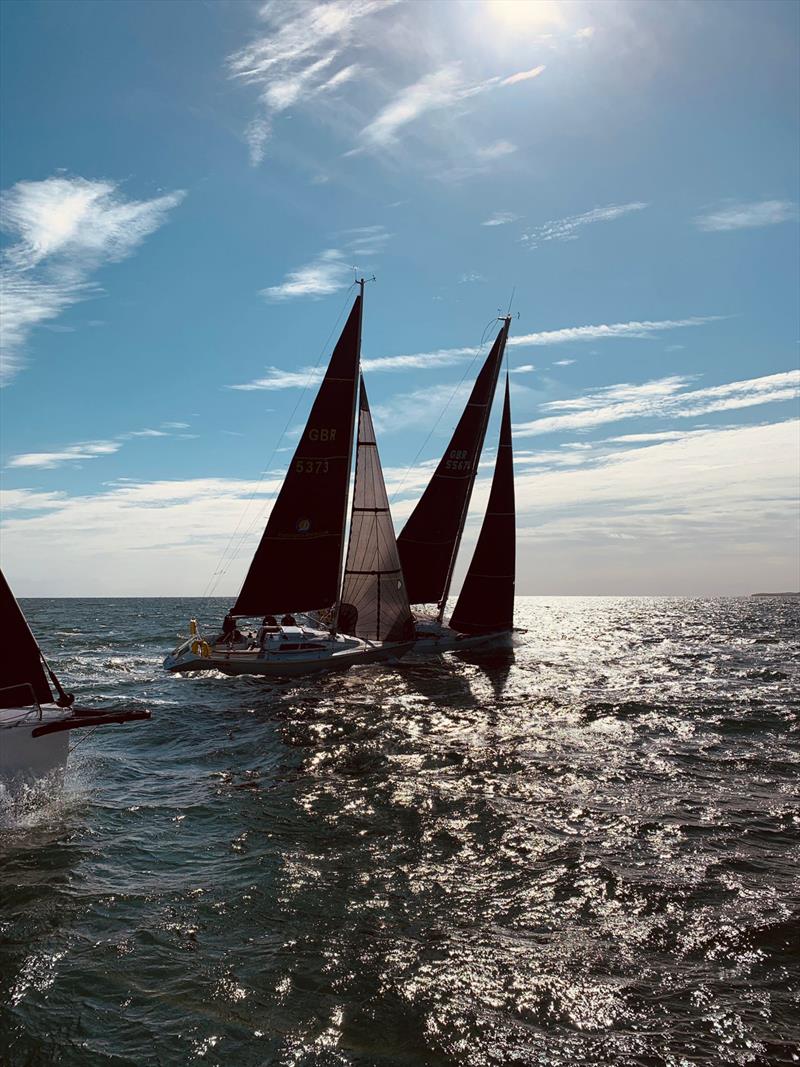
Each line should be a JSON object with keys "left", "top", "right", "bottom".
{"left": 397, "top": 318, "right": 509, "bottom": 611}
{"left": 331, "top": 277, "right": 365, "bottom": 636}
{"left": 437, "top": 315, "right": 511, "bottom": 622}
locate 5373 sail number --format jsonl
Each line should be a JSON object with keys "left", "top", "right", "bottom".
{"left": 295, "top": 459, "right": 329, "bottom": 474}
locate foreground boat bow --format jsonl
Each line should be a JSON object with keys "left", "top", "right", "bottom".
{"left": 0, "top": 569, "right": 150, "bottom": 787}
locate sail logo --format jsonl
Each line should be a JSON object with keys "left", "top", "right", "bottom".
{"left": 308, "top": 428, "right": 336, "bottom": 441}
{"left": 296, "top": 518, "right": 311, "bottom": 533}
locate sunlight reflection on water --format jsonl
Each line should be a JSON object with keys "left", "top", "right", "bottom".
{"left": 1, "top": 596, "right": 798, "bottom": 1065}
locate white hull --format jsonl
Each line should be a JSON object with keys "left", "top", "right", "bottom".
{"left": 0, "top": 706, "right": 70, "bottom": 786}
{"left": 164, "top": 624, "right": 411, "bottom": 677}
{"left": 409, "top": 620, "right": 513, "bottom": 656}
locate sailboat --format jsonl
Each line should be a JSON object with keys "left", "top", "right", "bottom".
{"left": 0, "top": 568, "right": 150, "bottom": 787}
{"left": 164, "top": 282, "right": 414, "bottom": 677}
{"left": 397, "top": 315, "right": 516, "bottom": 652}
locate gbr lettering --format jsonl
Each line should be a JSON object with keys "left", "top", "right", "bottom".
{"left": 308, "top": 428, "right": 337, "bottom": 442}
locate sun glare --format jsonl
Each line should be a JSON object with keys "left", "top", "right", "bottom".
{"left": 483, "top": 0, "right": 567, "bottom": 33}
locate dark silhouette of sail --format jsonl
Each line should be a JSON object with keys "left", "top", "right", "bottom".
{"left": 233, "top": 296, "right": 361, "bottom": 616}
{"left": 397, "top": 319, "right": 509, "bottom": 606}
{"left": 449, "top": 376, "right": 515, "bottom": 635}
{"left": 340, "top": 378, "right": 413, "bottom": 642}
{"left": 0, "top": 568, "right": 54, "bottom": 708}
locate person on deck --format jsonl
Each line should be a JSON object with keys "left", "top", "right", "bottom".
{"left": 280, "top": 613, "right": 296, "bottom": 627}
{"left": 220, "top": 610, "right": 242, "bottom": 646}
{"left": 257, "top": 615, "right": 279, "bottom": 646}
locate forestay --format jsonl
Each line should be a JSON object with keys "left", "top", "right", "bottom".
{"left": 0, "top": 568, "right": 54, "bottom": 709}
{"left": 449, "top": 376, "right": 515, "bottom": 635}
{"left": 339, "top": 378, "right": 413, "bottom": 643}
{"left": 397, "top": 319, "right": 509, "bottom": 607}
{"left": 233, "top": 296, "right": 362, "bottom": 617}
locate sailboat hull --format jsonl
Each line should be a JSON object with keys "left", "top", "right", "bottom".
{"left": 409, "top": 620, "right": 513, "bottom": 656}
{"left": 0, "top": 707, "right": 70, "bottom": 786}
{"left": 164, "top": 629, "right": 412, "bottom": 677}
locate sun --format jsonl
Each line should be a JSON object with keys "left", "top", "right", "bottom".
{"left": 483, "top": 0, "right": 567, "bottom": 33}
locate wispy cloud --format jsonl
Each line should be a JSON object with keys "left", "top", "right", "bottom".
{"left": 513, "top": 369, "right": 800, "bottom": 437}
{"left": 501, "top": 65, "right": 546, "bottom": 86}
{"left": 508, "top": 316, "right": 720, "bottom": 348}
{"left": 693, "top": 199, "right": 798, "bottom": 232}
{"left": 481, "top": 211, "right": 520, "bottom": 227}
{"left": 476, "top": 139, "right": 518, "bottom": 160}
{"left": 5, "top": 422, "right": 194, "bottom": 469}
{"left": 261, "top": 248, "right": 353, "bottom": 302}
{"left": 1, "top": 176, "right": 185, "bottom": 384}
{"left": 228, "top": 0, "right": 394, "bottom": 165}
{"left": 371, "top": 381, "right": 473, "bottom": 434}
{"left": 229, "top": 346, "right": 478, "bottom": 392}
{"left": 521, "top": 201, "right": 648, "bottom": 248}
{"left": 229, "top": 316, "right": 721, "bottom": 391}
{"left": 360, "top": 61, "right": 545, "bottom": 148}
{"left": 261, "top": 225, "right": 390, "bottom": 301}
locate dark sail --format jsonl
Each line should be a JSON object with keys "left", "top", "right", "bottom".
{"left": 449, "top": 375, "right": 515, "bottom": 635}
{"left": 233, "top": 296, "right": 361, "bottom": 616}
{"left": 0, "top": 568, "right": 54, "bottom": 708}
{"left": 340, "top": 378, "right": 414, "bottom": 642}
{"left": 397, "top": 319, "right": 509, "bottom": 606}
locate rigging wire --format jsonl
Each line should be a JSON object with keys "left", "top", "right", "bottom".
{"left": 200, "top": 286, "right": 358, "bottom": 611}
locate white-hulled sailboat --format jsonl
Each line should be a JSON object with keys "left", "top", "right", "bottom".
{"left": 0, "top": 569, "right": 150, "bottom": 787}
{"left": 164, "top": 282, "right": 414, "bottom": 677}
{"left": 397, "top": 316, "right": 516, "bottom": 653}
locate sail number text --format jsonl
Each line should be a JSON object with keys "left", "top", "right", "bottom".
{"left": 444, "top": 448, "right": 472, "bottom": 472}
{"left": 308, "top": 428, "right": 336, "bottom": 441}
{"left": 295, "top": 459, "right": 330, "bottom": 474}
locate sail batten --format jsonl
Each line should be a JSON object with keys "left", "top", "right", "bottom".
{"left": 397, "top": 320, "right": 509, "bottom": 607}
{"left": 340, "top": 377, "right": 413, "bottom": 643}
{"left": 0, "top": 569, "right": 55, "bottom": 708}
{"left": 449, "top": 375, "right": 516, "bottom": 636}
{"left": 232, "top": 296, "right": 362, "bottom": 617}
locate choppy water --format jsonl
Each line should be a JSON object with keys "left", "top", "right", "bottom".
{"left": 1, "top": 596, "right": 798, "bottom": 1066}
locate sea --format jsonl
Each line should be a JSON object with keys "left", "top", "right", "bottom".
{"left": 0, "top": 596, "right": 797, "bottom": 1067}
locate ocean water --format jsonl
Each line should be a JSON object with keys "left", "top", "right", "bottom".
{"left": 1, "top": 596, "right": 798, "bottom": 1067}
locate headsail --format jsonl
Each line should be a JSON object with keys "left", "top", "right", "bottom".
{"left": 397, "top": 318, "right": 509, "bottom": 607}
{"left": 449, "top": 375, "right": 515, "bottom": 635}
{"left": 339, "top": 377, "right": 414, "bottom": 642}
{"left": 233, "top": 296, "right": 362, "bottom": 617}
{"left": 0, "top": 568, "right": 54, "bottom": 708}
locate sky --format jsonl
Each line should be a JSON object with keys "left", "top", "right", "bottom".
{"left": 0, "top": 0, "right": 798, "bottom": 598}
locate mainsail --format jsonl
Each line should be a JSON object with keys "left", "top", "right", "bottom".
{"left": 0, "top": 568, "right": 54, "bottom": 708}
{"left": 340, "top": 378, "right": 413, "bottom": 642}
{"left": 397, "top": 318, "right": 509, "bottom": 608}
{"left": 449, "top": 375, "right": 515, "bottom": 635}
{"left": 233, "top": 296, "right": 362, "bottom": 616}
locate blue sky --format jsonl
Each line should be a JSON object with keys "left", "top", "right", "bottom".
{"left": 1, "top": 0, "right": 798, "bottom": 596}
